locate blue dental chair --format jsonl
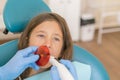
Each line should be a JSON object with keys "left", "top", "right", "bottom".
{"left": 0, "top": 0, "right": 110, "bottom": 80}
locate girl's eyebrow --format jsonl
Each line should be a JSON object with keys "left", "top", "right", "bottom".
{"left": 54, "top": 33, "right": 63, "bottom": 38}
{"left": 36, "top": 31, "right": 63, "bottom": 38}
{"left": 36, "top": 30, "right": 45, "bottom": 33}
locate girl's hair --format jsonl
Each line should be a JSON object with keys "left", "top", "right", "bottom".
{"left": 18, "top": 12, "right": 73, "bottom": 79}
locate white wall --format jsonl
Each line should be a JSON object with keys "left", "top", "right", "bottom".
{"left": 0, "top": 0, "right": 7, "bottom": 30}
{"left": 0, "top": 14, "right": 5, "bottom": 30}
{"left": 0, "top": 0, "right": 7, "bottom": 14}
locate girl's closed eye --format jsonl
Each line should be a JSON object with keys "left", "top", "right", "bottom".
{"left": 54, "top": 37, "right": 60, "bottom": 42}
{"left": 37, "top": 34, "right": 45, "bottom": 38}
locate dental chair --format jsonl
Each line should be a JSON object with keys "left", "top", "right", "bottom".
{"left": 0, "top": 0, "right": 110, "bottom": 80}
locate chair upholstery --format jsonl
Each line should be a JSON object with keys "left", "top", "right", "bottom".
{"left": 73, "top": 45, "right": 110, "bottom": 80}
{"left": 0, "top": 0, "right": 110, "bottom": 80}
{"left": 3, "top": 0, "right": 51, "bottom": 33}
{"left": 0, "top": 40, "right": 18, "bottom": 66}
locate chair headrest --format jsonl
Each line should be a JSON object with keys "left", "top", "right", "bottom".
{"left": 3, "top": 0, "right": 51, "bottom": 33}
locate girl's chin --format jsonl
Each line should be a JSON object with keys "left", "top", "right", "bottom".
{"left": 40, "top": 62, "right": 52, "bottom": 69}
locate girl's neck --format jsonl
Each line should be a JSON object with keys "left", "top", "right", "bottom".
{"left": 28, "top": 68, "right": 47, "bottom": 77}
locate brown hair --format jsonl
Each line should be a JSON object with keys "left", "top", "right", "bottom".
{"left": 18, "top": 12, "right": 73, "bottom": 79}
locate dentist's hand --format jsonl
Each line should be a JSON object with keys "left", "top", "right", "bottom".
{"left": 50, "top": 59, "right": 78, "bottom": 80}
{"left": 0, "top": 46, "right": 39, "bottom": 80}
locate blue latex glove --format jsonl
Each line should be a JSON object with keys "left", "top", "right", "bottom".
{"left": 0, "top": 46, "right": 39, "bottom": 80}
{"left": 50, "top": 59, "right": 78, "bottom": 80}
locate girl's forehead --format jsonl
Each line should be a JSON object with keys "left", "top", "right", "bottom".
{"left": 32, "top": 21, "right": 63, "bottom": 36}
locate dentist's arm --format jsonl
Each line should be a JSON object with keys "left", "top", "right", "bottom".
{"left": 0, "top": 46, "right": 39, "bottom": 80}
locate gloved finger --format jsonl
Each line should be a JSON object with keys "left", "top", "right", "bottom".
{"left": 59, "top": 59, "right": 74, "bottom": 70}
{"left": 20, "top": 46, "right": 38, "bottom": 57}
{"left": 60, "top": 59, "right": 78, "bottom": 80}
{"left": 30, "top": 63, "right": 40, "bottom": 70}
{"left": 24, "top": 55, "right": 39, "bottom": 64}
{"left": 50, "top": 66, "right": 60, "bottom": 80}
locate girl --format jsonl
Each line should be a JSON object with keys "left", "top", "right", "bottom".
{"left": 17, "top": 13, "right": 76, "bottom": 79}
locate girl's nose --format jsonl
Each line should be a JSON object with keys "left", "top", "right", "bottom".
{"left": 45, "top": 39, "right": 51, "bottom": 48}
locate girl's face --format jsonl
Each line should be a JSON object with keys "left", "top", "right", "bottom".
{"left": 29, "top": 21, "right": 63, "bottom": 68}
